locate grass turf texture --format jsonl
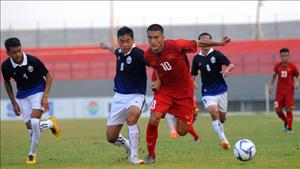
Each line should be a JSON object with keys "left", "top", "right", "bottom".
{"left": 1, "top": 114, "right": 300, "bottom": 169}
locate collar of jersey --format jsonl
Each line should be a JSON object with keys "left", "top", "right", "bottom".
{"left": 10, "top": 52, "right": 28, "bottom": 68}
{"left": 119, "top": 43, "right": 136, "bottom": 56}
{"left": 199, "top": 48, "right": 214, "bottom": 56}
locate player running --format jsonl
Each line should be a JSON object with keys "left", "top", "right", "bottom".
{"left": 191, "top": 32, "right": 234, "bottom": 151}
{"left": 144, "top": 24, "right": 231, "bottom": 164}
{"left": 1, "top": 37, "right": 61, "bottom": 165}
{"left": 99, "top": 26, "right": 146, "bottom": 164}
{"left": 268, "top": 48, "right": 299, "bottom": 132}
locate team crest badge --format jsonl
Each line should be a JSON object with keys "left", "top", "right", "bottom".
{"left": 28, "top": 65, "right": 34, "bottom": 72}
{"left": 167, "top": 55, "right": 174, "bottom": 60}
{"left": 211, "top": 56, "right": 216, "bottom": 64}
{"left": 126, "top": 56, "right": 132, "bottom": 64}
{"left": 198, "top": 62, "right": 202, "bottom": 66}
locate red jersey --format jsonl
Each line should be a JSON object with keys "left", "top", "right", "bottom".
{"left": 274, "top": 62, "right": 299, "bottom": 95}
{"left": 145, "top": 40, "right": 197, "bottom": 93}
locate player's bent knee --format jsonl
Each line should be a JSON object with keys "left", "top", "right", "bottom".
{"left": 126, "top": 113, "right": 140, "bottom": 125}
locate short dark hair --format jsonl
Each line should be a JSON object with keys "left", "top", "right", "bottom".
{"left": 279, "top": 48, "right": 289, "bottom": 54}
{"left": 117, "top": 26, "right": 134, "bottom": 39}
{"left": 147, "top": 24, "right": 164, "bottom": 34}
{"left": 5, "top": 37, "right": 21, "bottom": 51}
{"left": 198, "top": 32, "right": 212, "bottom": 40}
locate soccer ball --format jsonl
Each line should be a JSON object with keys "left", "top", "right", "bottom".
{"left": 233, "top": 139, "right": 256, "bottom": 161}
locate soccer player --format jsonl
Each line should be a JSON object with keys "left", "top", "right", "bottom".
{"left": 268, "top": 48, "right": 299, "bottom": 132}
{"left": 1, "top": 37, "right": 61, "bottom": 164}
{"left": 99, "top": 26, "right": 146, "bottom": 164}
{"left": 144, "top": 24, "right": 231, "bottom": 164}
{"left": 191, "top": 32, "right": 234, "bottom": 151}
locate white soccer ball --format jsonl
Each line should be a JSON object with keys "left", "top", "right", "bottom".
{"left": 234, "top": 139, "right": 256, "bottom": 161}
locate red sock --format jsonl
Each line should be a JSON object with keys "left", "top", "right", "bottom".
{"left": 286, "top": 111, "right": 293, "bottom": 129}
{"left": 188, "top": 124, "right": 199, "bottom": 140}
{"left": 276, "top": 111, "right": 287, "bottom": 124}
{"left": 146, "top": 122, "right": 158, "bottom": 157}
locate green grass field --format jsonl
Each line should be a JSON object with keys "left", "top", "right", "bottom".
{"left": 1, "top": 114, "right": 300, "bottom": 169}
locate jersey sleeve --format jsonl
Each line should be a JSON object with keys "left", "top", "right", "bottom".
{"left": 1, "top": 63, "right": 11, "bottom": 81}
{"left": 34, "top": 57, "right": 49, "bottom": 76}
{"left": 217, "top": 51, "right": 231, "bottom": 66}
{"left": 136, "top": 49, "right": 147, "bottom": 66}
{"left": 191, "top": 55, "right": 199, "bottom": 76}
{"left": 175, "top": 39, "right": 197, "bottom": 54}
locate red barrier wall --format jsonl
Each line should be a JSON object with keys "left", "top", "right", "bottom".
{"left": 1, "top": 39, "right": 299, "bottom": 81}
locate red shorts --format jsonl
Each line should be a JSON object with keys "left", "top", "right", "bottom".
{"left": 151, "top": 88, "right": 194, "bottom": 124}
{"left": 274, "top": 92, "right": 295, "bottom": 110}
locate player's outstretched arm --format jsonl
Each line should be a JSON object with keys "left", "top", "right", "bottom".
{"left": 99, "top": 42, "right": 115, "bottom": 53}
{"left": 42, "top": 72, "right": 53, "bottom": 112}
{"left": 4, "top": 80, "right": 20, "bottom": 116}
{"left": 269, "top": 72, "right": 277, "bottom": 94}
{"left": 196, "top": 36, "right": 231, "bottom": 47}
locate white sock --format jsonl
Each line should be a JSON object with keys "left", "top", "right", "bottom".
{"left": 165, "top": 113, "right": 176, "bottom": 134}
{"left": 212, "top": 120, "right": 227, "bottom": 142}
{"left": 113, "top": 134, "right": 130, "bottom": 151}
{"left": 128, "top": 124, "right": 140, "bottom": 158}
{"left": 40, "top": 120, "right": 53, "bottom": 133}
{"left": 29, "top": 118, "right": 41, "bottom": 156}
{"left": 220, "top": 122, "right": 224, "bottom": 133}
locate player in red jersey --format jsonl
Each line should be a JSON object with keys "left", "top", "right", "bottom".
{"left": 144, "top": 24, "right": 231, "bottom": 164}
{"left": 269, "top": 48, "right": 299, "bottom": 132}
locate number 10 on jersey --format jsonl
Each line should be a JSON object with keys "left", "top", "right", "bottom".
{"left": 160, "top": 62, "right": 172, "bottom": 71}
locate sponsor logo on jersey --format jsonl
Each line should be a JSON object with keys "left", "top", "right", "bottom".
{"left": 28, "top": 65, "right": 34, "bottom": 72}
{"left": 126, "top": 56, "right": 132, "bottom": 64}
{"left": 23, "top": 73, "right": 28, "bottom": 79}
{"left": 211, "top": 56, "right": 216, "bottom": 64}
